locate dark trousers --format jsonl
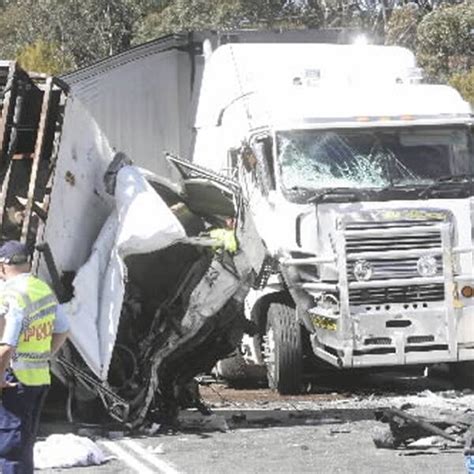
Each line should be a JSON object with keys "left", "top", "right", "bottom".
{"left": 0, "top": 372, "right": 48, "bottom": 474}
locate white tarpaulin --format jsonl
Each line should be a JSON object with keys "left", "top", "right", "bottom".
{"left": 34, "top": 434, "right": 110, "bottom": 469}
{"left": 64, "top": 166, "right": 186, "bottom": 379}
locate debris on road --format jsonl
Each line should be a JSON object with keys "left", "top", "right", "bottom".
{"left": 147, "top": 444, "right": 165, "bottom": 455}
{"left": 34, "top": 434, "right": 111, "bottom": 469}
{"left": 373, "top": 406, "right": 471, "bottom": 453}
{"left": 177, "top": 412, "right": 230, "bottom": 432}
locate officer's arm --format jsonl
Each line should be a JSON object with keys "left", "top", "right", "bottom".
{"left": 0, "top": 344, "right": 16, "bottom": 388}
{"left": 51, "top": 304, "right": 69, "bottom": 356}
{"left": 51, "top": 332, "right": 69, "bottom": 355}
{"left": 0, "top": 299, "right": 22, "bottom": 388}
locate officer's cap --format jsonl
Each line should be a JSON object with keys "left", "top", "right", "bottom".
{"left": 0, "top": 240, "right": 29, "bottom": 265}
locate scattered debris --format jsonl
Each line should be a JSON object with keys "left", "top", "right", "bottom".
{"left": 34, "top": 434, "right": 111, "bottom": 469}
{"left": 178, "top": 412, "right": 230, "bottom": 432}
{"left": 107, "top": 431, "right": 125, "bottom": 441}
{"left": 373, "top": 407, "right": 469, "bottom": 451}
{"left": 330, "top": 427, "right": 351, "bottom": 435}
{"left": 147, "top": 444, "right": 165, "bottom": 455}
{"left": 144, "top": 423, "right": 162, "bottom": 436}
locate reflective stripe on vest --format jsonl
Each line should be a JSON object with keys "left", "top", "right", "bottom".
{"left": 21, "top": 303, "right": 57, "bottom": 331}
{"left": 24, "top": 294, "right": 57, "bottom": 318}
{"left": 1, "top": 276, "right": 57, "bottom": 386}
{"left": 13, "top": 350, "right": 51, "bottom": 361}
{"left": 13, "top": 360, "right": 49, "bottom": 371}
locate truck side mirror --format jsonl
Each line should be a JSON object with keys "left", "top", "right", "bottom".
{"left": 254, "top": 138, "right": 275, "bottom": 196}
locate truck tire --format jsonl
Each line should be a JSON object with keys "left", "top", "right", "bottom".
{"left": 449, "top": 361, "right": 474, "bottom": 389}
{"left": 265, "top": 303, "right": 302, "bottom": 394}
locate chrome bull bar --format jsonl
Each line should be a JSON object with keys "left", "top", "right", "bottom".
{"left": 281, "top": 222, "right": 474, "bottom": 367}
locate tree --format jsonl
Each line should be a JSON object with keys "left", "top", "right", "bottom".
{"left": 17, "top": 40, "right": 74, "bottom": 75}
{"left": 134, "top": 0, "right": 323, "bottom": 43}
{"left": 449, "top": 69, "right": 474, "bottom": 105}
{"left": 416, "top": 2, "right": 474, "bottom": 82}
{"left": 0, "top": 0, "right": 160, "bottom": 69}
{"left": 385, "top": 4, "right": 425, "bottom": 49}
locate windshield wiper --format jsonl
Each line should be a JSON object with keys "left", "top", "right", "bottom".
{"left": 418, "top": 174, "right": 473, "bottom": 198}
{"left": 306, "top": 188, "right": 366, "bottom": 204}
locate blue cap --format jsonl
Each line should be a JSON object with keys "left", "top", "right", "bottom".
{"left": 0, "top": 240, "right": 29, "bottom": 264}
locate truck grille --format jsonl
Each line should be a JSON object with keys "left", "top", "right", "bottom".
{"left": 346, "top": 231, "right": 441, "bottom": 253}
{"left": 344, "top": 219, "right": 445, "bottom": 305}
{"left": 349, "top": 283, "right": 445, "bottom": 306}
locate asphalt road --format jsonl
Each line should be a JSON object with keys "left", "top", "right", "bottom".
{"left": 37, "top": 371, "right": 471, "bottom": 474}
{"left": 38, "top": 416, "right": 466, "bottom": 474}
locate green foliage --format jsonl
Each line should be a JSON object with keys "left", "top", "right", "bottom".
{"left": 17, "top": 40, "right": 74, "bottom": 75}
{"left": 0, "top": 0, "right": 161, "bottom": 70}
{"left": 135, "top": 0, "right": 314, "bottom": 42}
{"left": 449, "top": 69, "right": 474, "bottom": 105}
{"left": 136, "top": 0, "right": 242, "bottom": 39}
{"left": 416, "top": 2, "right": 474, "bottom": 82}
{"left": 0, "top": 0, "right": 469, "bottom": 79}
{"left": 0, "top": 1, "right": 41, "bottom": 59}
{"left": 385, "top": 4, "right": 424, "bottom": 49}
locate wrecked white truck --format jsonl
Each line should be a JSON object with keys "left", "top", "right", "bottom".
{"left": 2, "top": 29, "right": 473, "bottom": 427}
{"left": 0, "top": 58, "right": 257, "bottom": 426}
{"left": 190, "top": 40, "right": 474, "bottom": 394}
{"left": 62, "top": 31, "right": 474, "bottom": 396}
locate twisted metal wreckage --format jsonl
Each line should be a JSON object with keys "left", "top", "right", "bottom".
{"left": 57, "top": 153, "right": 259, "bottom": 428}
{"left": 0, "top": 62, "right": 264, "bottom": 427}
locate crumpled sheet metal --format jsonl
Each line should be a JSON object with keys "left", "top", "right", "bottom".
{"left": 130, "top": 252, "right": 252, "bottom": 427}
{"left": 60, "top": 155, "right": 258, "bottom": 425}
{"left": 63, "top": 165, "right": 186, "bottom": 379}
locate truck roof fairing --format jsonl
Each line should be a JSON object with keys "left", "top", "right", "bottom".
{"left": 196, "top": 42, "right": 418, "bottom": 128}
{"left": 219, "top": 84, "right": 472, "bottom": 132}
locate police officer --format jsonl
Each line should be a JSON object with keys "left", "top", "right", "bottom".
{"left": 0, "top": 240, "right": 69, "bottom": 474}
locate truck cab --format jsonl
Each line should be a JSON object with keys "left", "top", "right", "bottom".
{"left": 195, "top": 42, "right": 474, "bottom": 393}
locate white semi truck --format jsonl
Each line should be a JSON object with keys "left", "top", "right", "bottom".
{"left": 38, "top": 31, "right": 474, "bottom": 408}
{"left": 191, "top": 41, "right": 474, "bottom": 393}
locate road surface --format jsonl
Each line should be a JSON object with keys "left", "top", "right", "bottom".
{"left": 38, "top": 371, "right": 471, "bottom": 473}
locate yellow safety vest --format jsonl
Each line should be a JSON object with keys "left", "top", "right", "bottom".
{"left": 1, "top": 275, "right": 57, "bottom": 386}
{"left": 209, "top": 228, "right": 238, "bottom": 254}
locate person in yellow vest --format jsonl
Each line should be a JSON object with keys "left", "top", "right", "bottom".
{"left": 0, "top": 240, "right": 69, "bottom": 474}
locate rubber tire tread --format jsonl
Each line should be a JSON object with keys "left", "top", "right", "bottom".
{"left": 267, "top": 303, "right": 302, "bottom": 395}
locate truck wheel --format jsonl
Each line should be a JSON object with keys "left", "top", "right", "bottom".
{"left": 449, "top": 361, "right": 474, "bottom": 389}
{"left": 264, "top": 303, "right": 302, "bottom": 395}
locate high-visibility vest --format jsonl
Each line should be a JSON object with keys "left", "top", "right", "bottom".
{"left": 209, "top": 228, "right": 238, "bottom": 253}
{"left": 0, "top": 275, "right": 57, "bottom": 386}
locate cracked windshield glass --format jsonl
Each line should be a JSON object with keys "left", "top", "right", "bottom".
{"left": 277, "top": 128, "right": 472, "bottom": 191}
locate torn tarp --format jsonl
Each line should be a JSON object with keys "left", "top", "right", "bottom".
{"left": 63, "top": 165, "right": 186, "bottom": 379}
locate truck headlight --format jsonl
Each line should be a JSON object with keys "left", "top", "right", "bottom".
{"left": 353, "top": 260, "right": 373, "bottom": 281}
{"left": 417, "top": 255, "right": 437, "bottom": 277}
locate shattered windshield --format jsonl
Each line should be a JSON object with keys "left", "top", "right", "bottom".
{"left": 277, "top": 127, "right": 472, "bottom": 192}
